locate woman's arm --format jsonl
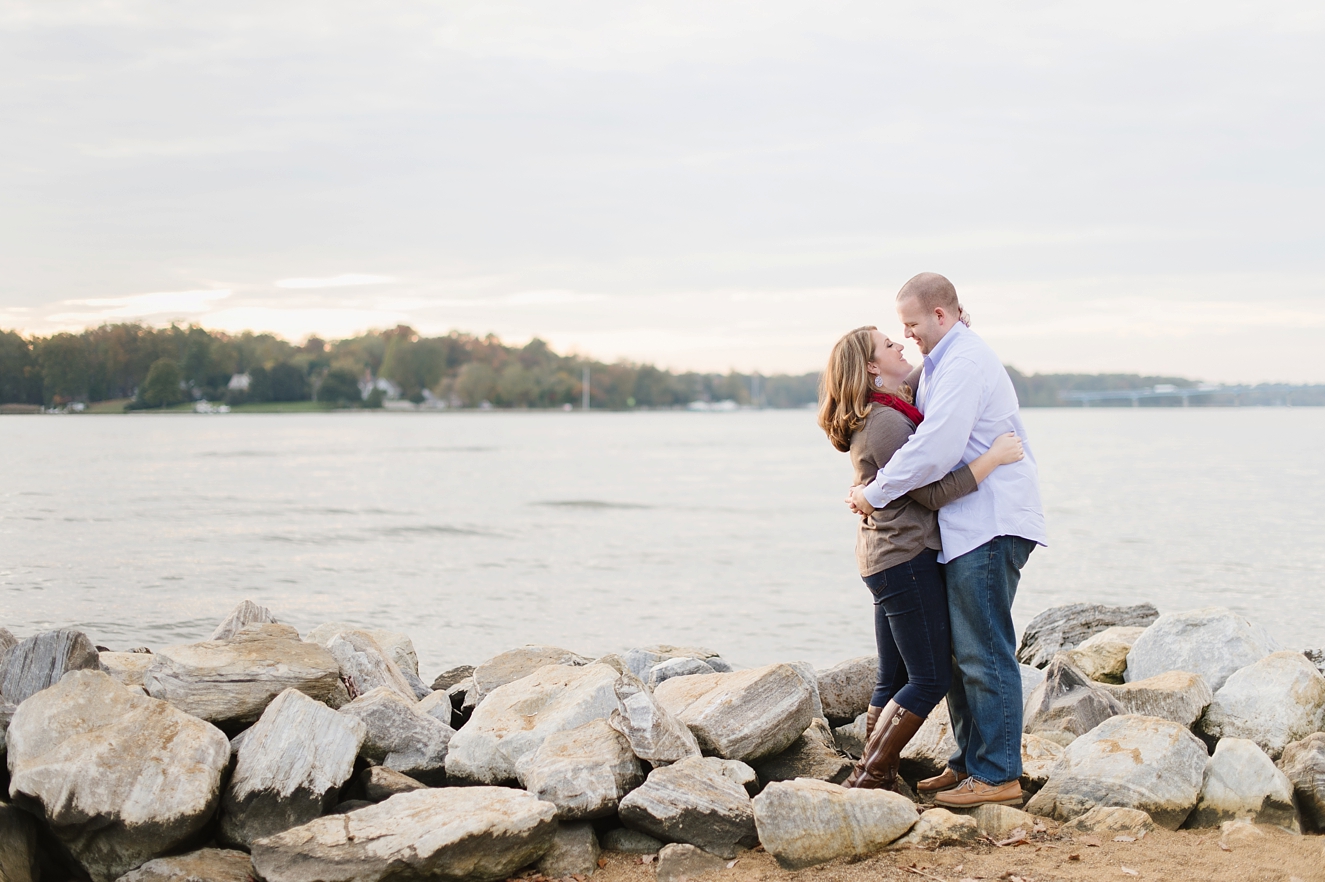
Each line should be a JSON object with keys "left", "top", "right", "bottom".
{"left": 906, "top": 432, "right": 1025, "bottom": 511}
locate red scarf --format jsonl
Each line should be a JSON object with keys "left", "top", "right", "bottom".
{"left": 871, "top": 391, "right": 924, "bottom": 426}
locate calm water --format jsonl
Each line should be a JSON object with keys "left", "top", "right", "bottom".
{"left": 2, "top": 409, "right": 1322, "bottom": 681}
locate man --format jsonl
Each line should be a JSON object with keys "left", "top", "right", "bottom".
{"left": 848, "top": 272, "right": 1046, "bottom": 808}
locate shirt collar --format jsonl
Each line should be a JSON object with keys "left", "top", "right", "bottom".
{"left": 922, "top": 319, "right": 966, "bottom": 376}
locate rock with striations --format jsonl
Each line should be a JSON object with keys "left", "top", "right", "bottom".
{"left": 1199, "top": 651, "right": 1325, "bottom": 760}
{"left": 538, "top": 822, "right": 601, "bottom": 878}
{"left": 115, "top": 848, "right": 254, "bottom": 882}
{"left": 219, "top": 688, "right": 367, "bottom": 849}
{"left": 1125, "top": 607, "right": 1279, "bottom": 692}
{"left": 471, "top": 644, "right": 590, "bottom": 702}
{"left": 0, "top": 804, "right": 39, "bottom": 882}
{"left": 210, "top": 600, "right": 280, "bottom": 641}
{"left": 143, "top": 623, "right": 348, "bottom": 725}
{"left": 961, "top": 804, "right": 1039, "bottom": 839}
{"left": 618, "top": 756, "right": 759, "bottom": 858}
{"left": 431, "top": 664, "right": 475, "bottom": 692}
{"left": 1061, "top": 806, "right": 1156, "bottom": 837}
{"left": 654, "top": 844, "right": 727, "bottom": 882}
{"left": 887, "top": 807, "right": 979, "bottom": 849}
{"left": 1099, "top": 670, "right": 1212, "bottom": 729}
{"left": 358, "top": 766, "right": 426, "bottom": 801}
{"left": 1186, "top": 738, "right": 1298, "bottom": 831}
{"left": 1065, "top": 626, "right": 1147, "bottom": 684}
{"left": 0, "top": 628, "right": 101, "bottom": 704}
{"left": 1017, "top": 603, "right": 1159, "bottom": 669}
{"left": 1020, "top": 663, "right": 1047, "bottom": 709}
{"left": 0, "top": 626, "right": 17, "bottom": 658}
{"left": 753, "top": 718, "right": 853, "bottom": 785}
{"left": 752, "top": 778, "right": 918, "bottom": 869}
{"left": 647, "top": 657, "right": 716, "bottom": 688}
{"left": 517, "top": 718, "right": 644, "bottom": 820}
{"left": 618, "top": 646, "right": 729, "bottom": 682}
{"left": 1026, "top": 714, "right": 1207, "bottom": 829}
{"left": 250, "top": 787, "right": 558, "bottom": 882}
{"left": 99, "top": 651, "right": 155, "bottom": 688}
{"left": 815, "top": 656, "right": 876, "bottom": 725}
{"left": 608, "top": 672, "right": 701, "bottom": 765}
{"left": 340, "top": 686, "right": 455, "bottom": 785}
{"left": 0, "top": 701, "right": 17, "bottom": 757}
{"left": 600, "top": 828, "right": 663, "bottom": 853}
{"left": 305, "top": 622, "right": 419, "bottom": 675}
{"left": 899, "top": 700, "right": 958, "bottom": 780}
{"left": 653, "top": 664, "right": 815, "bottom": 763}
{"left": 7, "top": 670, "right": 230, "bottom": 882}
{"left": 1277, "top": 733, "right": 1325, "bottom": 833}
{"left": 321, "top": 630, "right": 418, "bottom": 702}
{"left": 446, "top": 662, "right": 621, "bottom": 785}
{"left": 1019, "top": 733, "right": 1065, "bottom": 793}
{"left": 786, "top": 661, "right": 828, "bottom": 722}
{"left": 1022, "top": 653, "right": 1124, "bottom": 746}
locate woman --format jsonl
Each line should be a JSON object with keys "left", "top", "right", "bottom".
{"left": 817, "top": 325, "right": 1024, "bottom": 791}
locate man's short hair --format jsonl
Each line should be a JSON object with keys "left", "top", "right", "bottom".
{"left": 897, "top": 272, "right": 959, "bottom": 313}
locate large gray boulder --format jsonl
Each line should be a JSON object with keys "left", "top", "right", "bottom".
{"left": 0, "top": 804, "right": 39, "bottom": 882}
{"left": 617, "top": 756, "right": 759, "bottom": 858}
{"left": 1022, "top": 654, "right": 1123, "bottom": 746}
{"left": 1065, "top": 626, "right": 1147, "bottom": 684}
{"left": 607, "top": 671, "right": 701, "bottom": 765}
{"left": 0, "top": 628, "right": 101, "bottom": 703}
{"left": 1099, "top": 670, "right": 1212, "bottom": 729}
{"left": 305, "top": 622, "right": 420, "bottom": 676}
{"left": 446, "top": 663, "right": 621, "bottom": 784}
{"left": 1278, "top": 733, "right": 1325, "bottom": 833}
{"left": 1017, "top": 603, "right": 1159, "bottom": 669}
{"left": 471, "top": 645, "right": 590, "bottom": 702}
{"left": 220, "top": 688, "right": 367, "bottom": 848}
{"left": 516, "top": 718, "right": 644, "bottom": 820}
{"left": 115, "top": 848, "right": 254, "bottom": 882}
{"left": 340, "top": 686, "right": 455, "bottom": 785}
{"left": 1026, "top": 714, "right": 1207, "bottom": 829}
{"left": 210, "top": 600, "right": 279, "bottom": 641}
{"left": 1186, "top": 738, "right": 1298, "bottom": 831}
{"left": 538, "top": 822, "right": 600, "bottom": 878}
{"left": 250, "top": 787, "right": 558, "bottom": 882}
{"left": 7, "top": 670, "right": 230, "bottom": 882}
{"left": 752, "top": 719, "right": 853, "bottom": 785}
{"left": 785, "top": 661, "right": 828, "bottom": 722}
{"left": 655, "top": 844, "right": 726, "bottom": 882}
{"left": 143, "top": 624, "right": 348, "bottom": 725}
{"left": 1125, "top": 607, "right": 1279, "bottom": 692}
{"left": 1199, "top": 651, "right": 1325, "bottom": 760}
{"left": 815, "top": 656, "right": 876, "bottom": 724}
{"left": 653, "top": 664, "right": 815, "bottom": 763}
{"left": 752, "top": 779, "right": 918, "bottom": 869}
{"left": 322, "top": 630, "right": 418, "bottom": 702}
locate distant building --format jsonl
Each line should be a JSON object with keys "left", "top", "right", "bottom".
{"left": 227, "top": 372, "right": 251, "bottom": 391}
{"left": 357, "top": 373, "right": 402, "bottom": 401}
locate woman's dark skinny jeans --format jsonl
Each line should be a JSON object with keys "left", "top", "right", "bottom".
{"left": 862, "top": 547, "right": 952, "bottom": 718}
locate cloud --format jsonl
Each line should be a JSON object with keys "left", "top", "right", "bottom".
{"left": 274, "top": 275, "right": 399, "bottom": 289}
{"left": 45, "top": 289, "right": 232, "bottom": 323}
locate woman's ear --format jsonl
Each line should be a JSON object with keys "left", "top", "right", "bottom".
{"left": 866, "top": 361, "right": 880, "bottom": 375}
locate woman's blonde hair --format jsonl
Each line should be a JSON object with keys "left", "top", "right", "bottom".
{"left": 817, "top": 325, "right": 913, "bottom": 452}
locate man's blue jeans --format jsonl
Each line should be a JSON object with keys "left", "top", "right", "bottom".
{"left": 942, "top": 535, "right": 1036, "bottom": 785}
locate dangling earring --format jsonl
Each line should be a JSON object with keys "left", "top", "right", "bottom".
{"left": 873, "top": 375, "right": 884, "bottom": 388}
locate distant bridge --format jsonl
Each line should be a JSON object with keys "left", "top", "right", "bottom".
{"left": 1058, "top": 384, "right": 1254, "bottom": 407}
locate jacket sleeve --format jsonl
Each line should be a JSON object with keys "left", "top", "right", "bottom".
{"left": 905, "top": 465, "right": 978, "bottom": 511}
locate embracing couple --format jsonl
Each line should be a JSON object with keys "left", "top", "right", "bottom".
{"left": 816, "top": 272, "right": 1046, "bottom": 809}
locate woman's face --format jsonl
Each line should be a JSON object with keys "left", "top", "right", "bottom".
{"left": 869, "top": 330, "right": 911, "bottom": 383}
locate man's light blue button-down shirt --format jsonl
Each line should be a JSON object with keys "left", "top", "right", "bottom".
{"left": 861, "top": 321, "right": 1047, "bottom": 563}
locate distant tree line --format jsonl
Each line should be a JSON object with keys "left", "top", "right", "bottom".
{"left": 2, "top": 323, "right": 1320, "bottom": 410}
{"left": 0, "top": 324, "right": 819, "bottom": 410}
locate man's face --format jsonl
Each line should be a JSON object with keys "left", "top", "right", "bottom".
{"left": 896, "top": 295, "right": 946, "bottom": 355}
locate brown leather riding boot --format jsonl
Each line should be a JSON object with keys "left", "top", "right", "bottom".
{"left": 847, "top": 701, "right": 925, "bottom": 791}
{"left": 843, "top": 705, "right": 883, "bottom": 787}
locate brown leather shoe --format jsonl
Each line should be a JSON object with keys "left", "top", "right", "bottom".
{"left": 847, "top": 701, "right": 925, "bottom": 791}
{"left": 916, "top": 767, "right": 966, "bottom": 793}
{"left": 932, "top": 776, "right": 1024, "bottom": 808}
{"left": 843, "top": 705, "right": 883, "bottom": 787}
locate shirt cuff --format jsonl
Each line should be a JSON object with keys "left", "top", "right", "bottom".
{"left": 862, "top": 482, "right": 888, "bottom": 509}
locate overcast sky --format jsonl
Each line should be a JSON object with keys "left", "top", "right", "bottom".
{"left": 2, "top": 1, "right": 1322, "bottom": 381}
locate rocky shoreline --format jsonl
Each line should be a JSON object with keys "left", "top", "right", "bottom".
{"left": 1, "top": 601, "right": 1323, "bottom": 881}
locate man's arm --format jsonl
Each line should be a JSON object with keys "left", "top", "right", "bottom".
{"left": 860, "top": 356, "right": 984, "bottom": 509}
